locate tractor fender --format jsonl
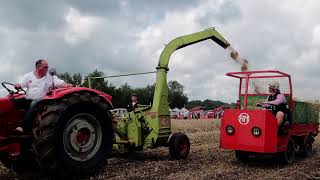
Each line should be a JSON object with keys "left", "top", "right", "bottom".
{"left": 43, "top": 87, "right": 114, "bottom": 109}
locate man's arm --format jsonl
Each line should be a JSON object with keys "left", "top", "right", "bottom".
{"left": 53, "top": 76, "right": 73, "bottom": 88}
{"left": 60, "top": 82, "right": 73, "bottom": 88}
{"left": 14, "top": 73, "right": 29, "bottom": 89}
{"left": 256, "top": 95, "right": 270, "bottom": 107}
{"left": 263, "top": 94, "right": 286, "bottom": 105}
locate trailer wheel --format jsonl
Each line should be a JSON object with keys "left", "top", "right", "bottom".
{"left": 169, "top": 132, "right": 190, "bottom": 159}
{"left": 32, "top": 93, "right": 113, "bottom": 178}
{"left": 300, "top": 135, "right": 314, "bottom": 157}
{"left": 280, "top": 138, "right": 295, "bottom": 164}
{"left": 235, "top": 150, "right": 249, "bottom": 162}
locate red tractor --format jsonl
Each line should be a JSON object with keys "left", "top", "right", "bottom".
{"left": 220, "top": 70, "right": 319, "bottom": 164}
{"left": 0, "top": 81, "right": 114, "bottom": 178}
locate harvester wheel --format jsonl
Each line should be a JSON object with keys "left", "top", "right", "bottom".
{"left": 168, "top": 132, "right": 190, "bottom": 159}
{"left": 300, "top": 135, "right": 314, "bottom": 157}
{"left": 279, "top": 138, "right": 295, "bottom": 164}
{"left": 235, "top": 150, "right": 249, "bottom": 162}
{"left": 32, "top": 93, "right": 113, "bottom": 178}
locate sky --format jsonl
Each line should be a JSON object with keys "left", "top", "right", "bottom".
{"left": 0, "top": 0, "right": 319, "bottom": 103}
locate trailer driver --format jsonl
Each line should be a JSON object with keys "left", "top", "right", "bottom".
{"left": 257, "top": 81, "right": 287, "bottom": 126}
{"left": 13, "top": 59, "right": 72, "bottom": 134}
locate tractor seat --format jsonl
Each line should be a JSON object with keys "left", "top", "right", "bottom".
{"left": 278, "top": 106, "right": 291, "bottom": 135}
{"left": 282, "top": 105, "right": 291, "bottom": 126}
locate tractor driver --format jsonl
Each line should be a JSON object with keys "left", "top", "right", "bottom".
{"left": 14, "top": 59, "right": 72, "bottom": 134}
{"left": 257, "top": 81, "right": 287, "bottom": 126}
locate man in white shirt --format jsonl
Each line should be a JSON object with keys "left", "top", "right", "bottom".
{"left": 14, "top": 59, "right": 72, "bottom": 133}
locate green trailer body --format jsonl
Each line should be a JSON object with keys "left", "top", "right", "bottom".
{"left": 239, "top": 95, "right": 319, "bottom": 125}
{"left": 292, "top": 101, "right": 319, "bottom": 124}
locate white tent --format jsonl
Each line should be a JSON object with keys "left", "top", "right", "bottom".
{"left": 180, "top": 107, "right": 189, "bottom": 113}
{"left": 180, "top": 107, "right": 189, "bottom": 117}
{"left": 172, "top": 108, "right": 180, "bottom": 112}
{"left": 170, "top": 108, "right": 180, "bottom": 118}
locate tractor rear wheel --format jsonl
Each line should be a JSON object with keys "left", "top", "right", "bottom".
{"left": 168, "top": 132, "right": 190, "bottom": 159}
{"left": 32, "top": 93, "right": 113, "bottom": 178}
{"left": 279, "top": 138, "right": 295, "bottom": 164}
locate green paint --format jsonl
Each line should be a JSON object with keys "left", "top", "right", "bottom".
{"left": 113, "top": 28, "right": 230, "bottom": 152}
{"left": 292, "top": 101, "right": 319, "bottom": 124}
{"left": 240, "top": 95, "right": 290, "bottom": 110}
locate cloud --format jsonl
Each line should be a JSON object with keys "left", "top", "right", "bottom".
{"left": 312, "top": 25, "right": 320, "bottom": 45}
{"left": 0, "top": 0, "right": 319, "bottom": 103}
{"left": 64, "top": 7, "right": 105, "bottom": 45}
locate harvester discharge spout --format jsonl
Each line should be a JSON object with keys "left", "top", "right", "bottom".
{"left": 152, "top": 27, "right": 230, "bottom": 115}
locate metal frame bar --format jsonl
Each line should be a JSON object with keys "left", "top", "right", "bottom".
{"left": 229, "top": 70, "right": 292, "bottom": 110}
{"left": 88, "top": 71, "right": 156, "bottom": 88}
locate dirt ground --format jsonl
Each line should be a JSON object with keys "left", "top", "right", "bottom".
{"left": 1, "top": 119, "right": 319, "bottom": 180}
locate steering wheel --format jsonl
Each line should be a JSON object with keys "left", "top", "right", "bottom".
{"left": 257, "top": 103, "right": 277, "bottom": 112}
{"left": 265, "top": 104, "right": 278, "bottom": 112}
{"left": 1, "top": 82, "right": 26, "bottom": 95}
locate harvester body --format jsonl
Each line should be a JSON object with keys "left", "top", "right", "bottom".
{"left": 113, "top": 28, "right": 231, "bottom": 152}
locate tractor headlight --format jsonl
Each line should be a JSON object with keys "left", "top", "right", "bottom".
{"left": 226, "top": 125, "right": 235, "bottom": 135}
{"left": 251, "top": 127, "right": 261, "bottom": 136}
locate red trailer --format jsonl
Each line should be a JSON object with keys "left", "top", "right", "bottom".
{"left": 220, "top": 70, "right": 319, "bottom": 164}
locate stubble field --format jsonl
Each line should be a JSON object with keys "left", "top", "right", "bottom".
{"left": 1, "top": 119, "right": 319, "bottom": 179}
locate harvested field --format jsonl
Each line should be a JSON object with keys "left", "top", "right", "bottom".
{"left": 1, "top": 119, "right": 319, "bottom": 179}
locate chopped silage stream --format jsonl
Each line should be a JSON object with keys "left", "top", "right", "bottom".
{"left": 1, "top": 119, "right": 319, "bottom": 179}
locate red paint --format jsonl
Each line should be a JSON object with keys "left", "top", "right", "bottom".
{"left": 227, "top": 70, "right": 293, "bottom": 111}
{"left": 76, "top": 130, "right": 89, "bottom": 145}
{"left": 7, "top": 143, "right": 20, "bottom": 157}
{"left": 44, "top": 87, "right": 113, "bottom": 108}
{"left": 0, "top": 86, "right": 114, "bottom": 157}
{"left": 220, "top": 70, "right": 319, "bottom": 155}
{"left": 180, "top": 141, "right": 188, "bottom": 154}
{"left": 220, "top": 109, "right": 278, "bottom": 153}
{"left": 0, "top": 98, "right": 14, "bottom": 114}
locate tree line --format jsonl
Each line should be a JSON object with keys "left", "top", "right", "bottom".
{"left": 58, "top": 69, "right": 235, "bottom": 109}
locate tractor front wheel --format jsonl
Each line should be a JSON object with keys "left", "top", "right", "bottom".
{"left": 235, "top": 150, "right": 249, "bottom": 162}
{"left": 279, "top": 138, "right": 296, "bottom": 164}
{"left": 168, "top": 132, "right": 190, "bottom": 159}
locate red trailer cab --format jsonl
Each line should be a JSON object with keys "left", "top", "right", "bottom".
{"left": 220, "top": 70, "right": 319, "bottom": 164}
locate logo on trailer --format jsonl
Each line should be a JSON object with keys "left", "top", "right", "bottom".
{"left": 238, "top": 113, "right": 250, "bottom": 125}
